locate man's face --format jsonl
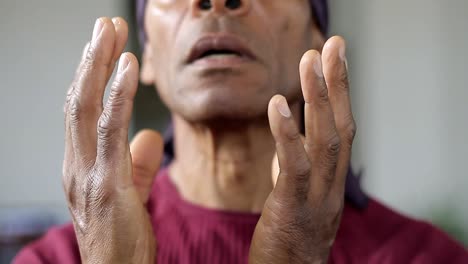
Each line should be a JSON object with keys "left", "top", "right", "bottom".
{"left": 142, "top": 0, "right": 323, "bottom": 122}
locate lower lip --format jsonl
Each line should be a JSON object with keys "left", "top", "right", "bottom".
{"left": 191, "top": 55, "right": 252, "bottom": 68}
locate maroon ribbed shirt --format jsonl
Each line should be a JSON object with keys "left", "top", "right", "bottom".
{"left": 14, "top": 169, "right": 468, "bottom": 263}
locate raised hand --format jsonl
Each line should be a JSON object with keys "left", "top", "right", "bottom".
{"left": 62, "top": 17, "right": 163, "bottom": 263}
{"left": 250, "top": 36, "right": 356, "bottom": 263}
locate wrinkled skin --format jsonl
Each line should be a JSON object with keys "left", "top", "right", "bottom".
{"left": 140, "top": 0, "right": 323, "bottom": 122}
{"left": 62, "top": 0, "right": 356, "bottom": 263}
{"left": 63, "top": 18, "right": 163, "bottom": 263}
{"left": 250, "top": 42, "right": 355, "bottom": 263}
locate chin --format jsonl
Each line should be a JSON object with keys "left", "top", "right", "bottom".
{"left": 163, "top": 70, "right": 275, "bottom": 123}
{"left": 198, "top": 98, "right": 270, "bottom": 124}
{"left": 169, "top": 90, "right": 273, "bottom": 125}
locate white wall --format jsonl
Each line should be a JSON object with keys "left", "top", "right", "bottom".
{"left": 330, "top": 0, "right": 468, "bottom": 239}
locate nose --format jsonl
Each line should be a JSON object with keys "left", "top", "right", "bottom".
{"left": 190, "top": 0, "right": 251, "bottom": 17}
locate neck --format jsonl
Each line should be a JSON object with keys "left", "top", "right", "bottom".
{"left": 169, "top": 102, "right": 301, "bottom": 213}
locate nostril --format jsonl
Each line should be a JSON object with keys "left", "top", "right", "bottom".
{"left": 225, "top": 0, "right": 242, "bottom": 9}
{"left": 199, "top": 0, "right": 212, "bottom": 10}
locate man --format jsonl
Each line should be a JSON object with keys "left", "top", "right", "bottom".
{"left": 14, "top": 0, "right": 468, "bottom": 263}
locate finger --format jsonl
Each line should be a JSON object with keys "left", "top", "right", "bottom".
{"left": 106, "top": 17, "right": 129, "bottom": 82}
{"left": 271, "top": 135, "right": 305, "bottom": 187}
{"left": 271, "top": 152, "right": 279, "bottom": 187}
{"left": 96, "top": 53, "right": 139, "bottom": 184}
{"left": 62, "top": 42, "right": 94, "bottom": 202}
{"left": 64, "top": 42, "right": 91, "bottom": 115}
{"left": 68, "top": 17, "right": 116, "bottom": 162}
{"left": 299, "top": 50, "right": 341, "bottom": 199}
{"left": 268, "top": 95, "right": 310, "bottom": 201}
{"left": 322, "top": 36, "right": 356, "bottom": 196}
{"left": 130, "top": 129, "right": 164, "bottom": 204}
{"left": 64, "top": 42, "right": 91, "bottom": 164}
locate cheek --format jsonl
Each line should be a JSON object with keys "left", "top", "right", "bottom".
{"left": 145, "top": 2, "right": 188, "bottom": 90}
{"left": 253, "top": 0, "right": 311, "bottom": 95}
{"left": 275, "top": 15, "right": 311, "bottom": 97}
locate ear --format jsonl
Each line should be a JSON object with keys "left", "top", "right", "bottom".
{"left": 310, "top": 22, "right": 326, "bottom": 53}
{"left": 140, "top": 42, "right": 155, "bottom": 85}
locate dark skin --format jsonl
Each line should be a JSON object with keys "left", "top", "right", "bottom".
{"left": 62, "top": 0, "right": 355, "bottom": 263}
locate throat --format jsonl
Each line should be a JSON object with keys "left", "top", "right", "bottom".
{"left": 169, "top": 115, "right": 276, "bottom": 213}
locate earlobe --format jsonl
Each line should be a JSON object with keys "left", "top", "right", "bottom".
{"left": 140, "top": 42, "right": 155, "bottom": 85}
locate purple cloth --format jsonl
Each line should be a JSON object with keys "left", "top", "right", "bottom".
{"left": 13, "top": 171, "right": 468, "bottom": 263}
{"left": 136, "top": 0, "right": 329, "bottom": 47}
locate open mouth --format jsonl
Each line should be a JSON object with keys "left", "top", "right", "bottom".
{"left": 199, "top": 49, "right": 242, "bottom": 58}
{"left": 187, "top": 34, "right": 256, "bottom": 64}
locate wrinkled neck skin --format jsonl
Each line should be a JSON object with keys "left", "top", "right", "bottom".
{"left": 169, "top": 102, "right": 301, "bottom": 213}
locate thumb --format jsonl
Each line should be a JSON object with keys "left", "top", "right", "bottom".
{"left": 130, "top": 129, "right": 164, "bottom": 204}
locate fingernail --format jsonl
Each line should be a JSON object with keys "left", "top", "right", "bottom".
{"left": 112, "top": 17, "right": 121, "bottom": 26}
{"left": 339, "top": 44, "right": 346, "bottom": 62}
{"left": 92, "top": 18, "right": 104, "bottom": 44}
{"left": 313, "top": 57, "right": 323, "bottom": 77}
{"left": 276, "top": 97, "right": 292, "bottom": 118}
{"left": 118, "top": 54, "right": 130, "bottom": 72}
{"left": 338, "top": 44, "right": 348, "bottom": 71}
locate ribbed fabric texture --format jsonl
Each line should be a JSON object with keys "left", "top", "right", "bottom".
{"left": 13, "top": 169, "right": 468, "bottom": 263}
{"left": 147, "top": 170, "right": 260, "bottom": 264}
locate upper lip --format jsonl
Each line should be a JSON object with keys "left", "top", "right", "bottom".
{"left": 186, "top": 34, "right": 256, "bottom": 64}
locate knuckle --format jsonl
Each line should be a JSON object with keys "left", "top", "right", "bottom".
{"left": 65, "top": 85, "right": 102, "bottom": 123}
{"left": 84, "top": 175, "right": 112, "bottom": 206}
{"left": 339, "top": 68, "right": 350, "bottom": 85}
{"left": 97, "top": 111, "right": 114, "bottom": 139}
{"left": 325, "top": 135, "right": 341, "bottom": 157}
{"left": 322, "top": 171, "right": 336, "bottom": 187}
{"left": 63, "top": 175, "right": 77, "bottom": 206}
{"left": 68, "top": 96, "right": 82, "bottom": 122}
{"left": 314, "top": 135, "right": 341, "bottom": 179}
{"left": 83, "top": 43, "right": 111, "bottom": 71}
{"left": 97, "top": 111, "right": 125, "bottom": 149}
{"left": 82, "top": 44, "right": 97, "bottom": 69}
{"left": 62, "top": 164, "right": 80, "bottom": 207}
{"left": 328, "top": 69, "right": 349, "bottom": 93}
{"left": 109, "top": 83, "right": 130, "bottom": 107}
{"left": 337, "top": 116, "right": 356, "bottom": 147}
{"left": 317, "top": 86, "right": 330, "bottom": 105}
{"left": 284, "top": 128, "right": 301, "bottom": 142}
{"left": 342, "top": 120, "right": 357, "bottom": 145}
{"left": 336, "top": 82, "right": 349, "bottom": 95}
{"left": 295, "top": 171, "right": 312, "bottom": 200}
{"left": 336, "top": 72, "right": 350, "bottom": 93}
{"left": 67, "top": 89, "right": 100, "bottom": 123}
{"left": 325, "top": 197, "right": 344, "bottom": 223}
{"left": 64, "top": 86, "right": 75, "bottom": 115}
{"left": 294, "top": 159, "right": 312, "bottom": 181}
{"left": 62, "top": 166, "right": 115, "bottom": 233}
{"left": 62, "top": 162, "right": 96, "bottom": 206}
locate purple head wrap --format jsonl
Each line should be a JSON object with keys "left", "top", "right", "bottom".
{"left": 136, "top": 0, "right": 329, "bottom": 47}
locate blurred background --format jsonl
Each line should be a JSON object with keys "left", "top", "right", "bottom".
{"left": 0, "top": 0, "right": 467, "bottom": 262}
